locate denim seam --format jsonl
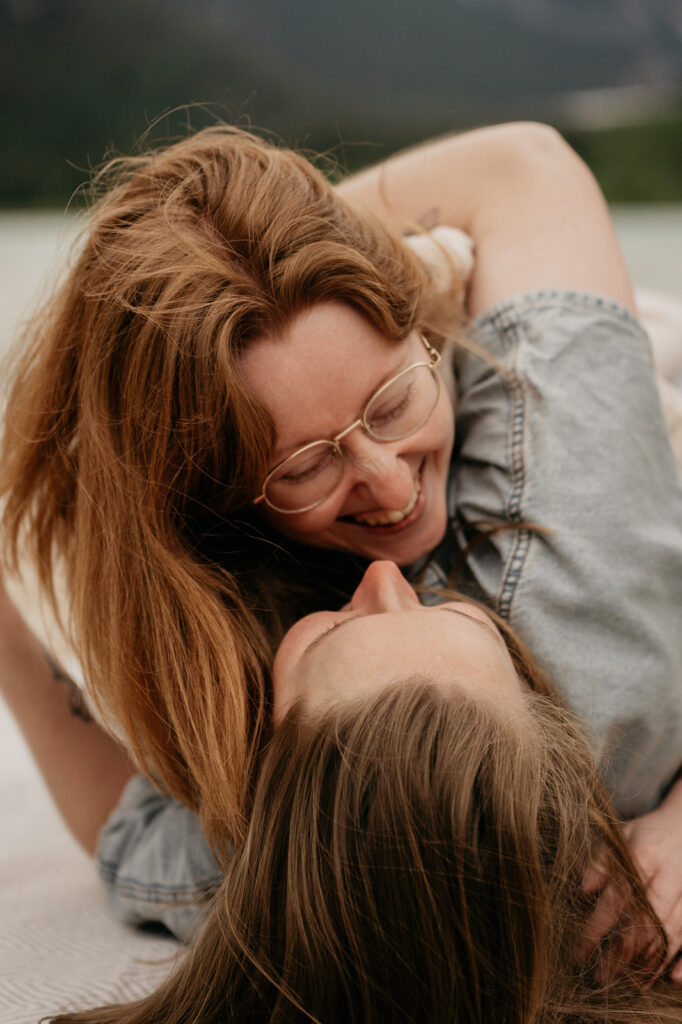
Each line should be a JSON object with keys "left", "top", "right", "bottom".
{"left": 471, "top": 289, "right": 646, "bottom": 335}
{"left": 496, "top": 315, "right": 532, "bottom": 621}
{"left": 98, "top": 862, "right": 222, "bottom": 903}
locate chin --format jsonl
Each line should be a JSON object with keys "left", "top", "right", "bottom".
{"left": 355, "top": 512, "right": 448, "bottom": 567}
{"left": 271, "top": 473, "right": 450, "bottom": 567}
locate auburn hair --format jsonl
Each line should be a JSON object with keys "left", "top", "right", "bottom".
{"left": 47, "top": 629, "right": 682, "bottom": 1023}
{"left": 0, "top": 126, "right": 458, "bottom": 854}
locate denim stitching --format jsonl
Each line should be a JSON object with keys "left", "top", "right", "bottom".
{"left": 470, "top": 289, "right": 647, "bottom": 335}
{"left": 482, "top": 289, "right": 646, "bottom": 619}
{"left": 98, "top": 860, "right": 222, "bottom": 903}
{"left": 495, "top": 313, "right": 532, "bottom": 621}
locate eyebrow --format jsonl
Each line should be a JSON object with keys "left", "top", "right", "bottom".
{"left": 270, "top": 346, "right": 414, "bottom": 462}
{"left": 302, "top": 606, "right": 499, "bottom": 660}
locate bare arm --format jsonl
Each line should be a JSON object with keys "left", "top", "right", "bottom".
{"left": 0, "top": 585, "right": 135, "bottom": 854}
{"left": 337, "top": 122, "right": 635, "bottom": 317}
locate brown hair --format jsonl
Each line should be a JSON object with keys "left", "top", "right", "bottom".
{"left": 0, "top": 126, "right": 457, "bottom": 853}
{"left": 47, "top": 662, "right": 682, "bottom": 1023}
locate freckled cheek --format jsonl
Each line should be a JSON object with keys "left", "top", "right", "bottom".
{"left": 437, "top": 399, "right": 456, "bottom": 450}
{"left": 416, "top": 398, "right": 455, "bottom": 461}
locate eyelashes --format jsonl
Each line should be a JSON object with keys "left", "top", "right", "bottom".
{"left": 306, "top": 617, "right": 356, "bottom": 654}
{"left": 317, "top": 620, "right": 343, "bottom": 640}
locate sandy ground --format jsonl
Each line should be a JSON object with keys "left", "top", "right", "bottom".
{"left": 0, "top": 698, "right": 180, "bottom": 1024}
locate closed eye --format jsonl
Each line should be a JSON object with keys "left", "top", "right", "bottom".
{"left": 304, "top": 618, "right": 354, "bottom": 657}
{"left": 302, "top": 606, "right": 504, "bottom": 660}
{"left": 368, "top": 382, "right": 413, "bottom": 426}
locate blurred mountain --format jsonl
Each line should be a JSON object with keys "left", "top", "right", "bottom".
{"left": 187, "top": 0, "right": 682, "bottom": 123}
{"left": 2, "top": 0, "right": 681, "bottom": 204}
{"left": 1, "top": 0, "right": 292, "bottom": 204}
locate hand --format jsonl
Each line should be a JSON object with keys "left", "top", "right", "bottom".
{"left": 577, "top": 846, "right": 661, "bottom": 981}
{"left": 578, "top": 781, "right": 682, "bottom": 983}
{"left": 625, "top": 788, "right": 682, "bottom": 983}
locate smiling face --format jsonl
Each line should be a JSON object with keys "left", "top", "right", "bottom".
{"left": 272, "top": 561, "right": 525, "bottom": 722}
{"left": 240, "top": 302, "right": 455, "bottom": 566}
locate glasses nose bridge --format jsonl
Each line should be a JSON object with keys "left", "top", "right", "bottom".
{"left": 334, "top": 414, "right": 367, "bottom": 447}
{"left": 338, "top": 431, "right": 413, "bottom": 512}
{"left": 334, "top": 415, "right": 401, "bottom": 479}
{"left": 257, "top": 351, "right": 441, "bottom": 514}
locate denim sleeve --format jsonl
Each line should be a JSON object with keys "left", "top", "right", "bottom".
{"left": 452, "top": 290, "right": 682, "bottom": 818}
{"left": 96, "top": 774, "right": 225, "bottom": 941}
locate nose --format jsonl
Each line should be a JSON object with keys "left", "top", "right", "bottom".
{"left": 346, "top": 437, "right": 416, "bottom": 511}
{"left": 349, "top": 560, "right": 420, "bottom": 614}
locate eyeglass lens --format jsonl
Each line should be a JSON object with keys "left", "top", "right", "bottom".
{"left": 264, "top": 364, "right": 438, "bottom": 513}
{"left": 364, "top": 364, "right": 437, "bottom": 440}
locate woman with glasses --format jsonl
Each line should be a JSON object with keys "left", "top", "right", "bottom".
{"left": 2, "top": 121, "right": 682, "bottom": 945}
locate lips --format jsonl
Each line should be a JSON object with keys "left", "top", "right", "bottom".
{"left": 339, "top": 461, "right": 427, "bottom": 533}
{"left": 352, "top": 476, "right": 421, "bottom": 527}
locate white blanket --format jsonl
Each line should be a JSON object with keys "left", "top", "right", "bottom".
{"left": 0, "top": 701, "right": 180, "bottom": 1024}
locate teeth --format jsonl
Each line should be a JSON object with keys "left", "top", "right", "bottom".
{"left": 354, "top": 478, "right": 420, "bottom": 527}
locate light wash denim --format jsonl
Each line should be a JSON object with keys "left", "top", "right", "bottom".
{"left": 97, "top": 773, "right": 225, "bottom": 940}
{"left": 418, "top": 290, "right": 682, "bottom": 818}
{"left": 98, "top": 290, "right": 682, "bottom": 940}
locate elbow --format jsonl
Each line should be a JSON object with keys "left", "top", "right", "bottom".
{"left": 477, "top": 120, "right": 593, "bottom": 199}
{"left": 487, "top": 120, "right": 576, "bottom": 166}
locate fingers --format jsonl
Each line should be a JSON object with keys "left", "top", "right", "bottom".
{"left": 595, "top": 911, "right": 662, "bottom": 985}
{"left": 576, "top": 880, "right": 629, "bottom": 962}
{"left": 577, "top": 847, "right": 663, "bottom": 976}
{"left": 577, "top": 849, "right": 628, "bottom": 962}
{"left": 626, "top": 821, "right": 682, "bottom": 981}
{"left": 671, "top": 954, "right": 682, "bottom": 985}
{"left": 642, "top": 874, "right": 682, "bottom": 980}
{"left": 582, "top": 858, "right": 609, "bottom": 897}
{"left": 579, "top": 814, "right": 682, "bottom": 985}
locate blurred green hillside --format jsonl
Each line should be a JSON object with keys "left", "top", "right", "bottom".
{"left": 3, "top": 0, "right": 681, "bottom": 207}
{"left": 565, "top": 110, "right": 682, "bottom": 203}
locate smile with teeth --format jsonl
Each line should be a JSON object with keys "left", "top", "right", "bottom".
{"left": 352, "top": 478, "right": 421, "bottom": 527}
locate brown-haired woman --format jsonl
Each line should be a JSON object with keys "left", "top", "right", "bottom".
{"left": 2, "top": 122, "right": 682, "bottom": 944}
{"left": 47, "top": 560, "right": 682, "bottom": 1023}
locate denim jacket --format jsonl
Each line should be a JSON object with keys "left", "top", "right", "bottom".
{"left": 98, "top": 290, "right": 682, "bottom": 940}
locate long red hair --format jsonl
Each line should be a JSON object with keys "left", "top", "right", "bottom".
{"left": 0, "top": 126, "right": 464, "bottom": 854}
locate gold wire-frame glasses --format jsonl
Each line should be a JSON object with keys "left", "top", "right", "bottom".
{"left": 253, "top": 334, "right": 442, "bottom": 515}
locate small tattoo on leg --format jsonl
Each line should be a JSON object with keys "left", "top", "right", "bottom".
{"left": 45, "top": 651, "right": 92, "bottom": 722}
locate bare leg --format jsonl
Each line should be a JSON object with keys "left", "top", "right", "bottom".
{"left": 0, "top": 583, "right": 135, "bottom": 854}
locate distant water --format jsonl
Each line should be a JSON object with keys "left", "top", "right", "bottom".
{"left": 0, "top": 211, "right": 81, "bottom": 355}
{"left": 1, "top": 206, "right": 681, "bottom": 355}
{"left": 610, "top": 206, "right": 682, "bottom": 299}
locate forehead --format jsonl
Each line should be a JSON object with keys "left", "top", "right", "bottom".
{"left": 239, "top": 301, "right": 409, "bottom": 455}
{"left": 300, "top": 609, "right": 522, "bottom": 709}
